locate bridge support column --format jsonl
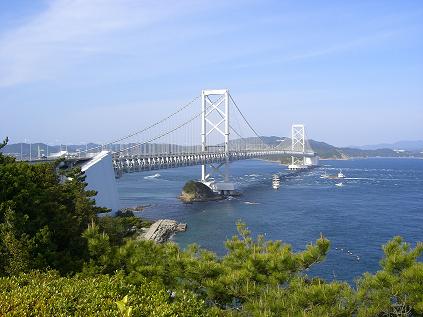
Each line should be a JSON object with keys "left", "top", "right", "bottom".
{"left": 200, "top": 89, "right": 235, "bottom": 194}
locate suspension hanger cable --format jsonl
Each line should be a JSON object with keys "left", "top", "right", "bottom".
{"left": 81, "top": 95, "right": 200, "bottom": 154}
{"left": 115, "top": 98, "right": 215, "bottom": 154}
{"left": 228, "top": 93, "right": 268, "bottom": 148}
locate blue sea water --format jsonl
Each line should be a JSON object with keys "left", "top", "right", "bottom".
{"left": 116, "top": 158, "right": 423, "bottom": 283}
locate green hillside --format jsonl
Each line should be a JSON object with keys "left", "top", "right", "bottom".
{"left": 2, "top": 138, "right": 422, "bottom": 160}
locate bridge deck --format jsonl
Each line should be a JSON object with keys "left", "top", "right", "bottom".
{"left": 17, "top": 149, "right": 315, "bottom": 177}
{"left": 113, "top": 149, "right": 315, "bottom": 175}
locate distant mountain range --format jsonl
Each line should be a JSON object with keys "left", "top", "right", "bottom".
{"left": 308, "top": 140, "right": 422, "bottom": 159}
{"left": 1, "top": 143, "right": 101, "bottom": 160}
{"left": 2, "top": 138, "right": 422, "bottom": 160}
{"left": 256, "top": 137, "right": 423, "bottom": 159}
{"left": 349, "top": 140, "right": 423, "bottom": 151}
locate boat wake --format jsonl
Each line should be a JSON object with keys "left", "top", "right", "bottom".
{"left": 144, "top": 173, "right": 161, "bottom": 180}
{"left": 244, "top": 201, "right": 260, "bottom": 205}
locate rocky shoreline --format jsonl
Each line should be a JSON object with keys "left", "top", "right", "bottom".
{"left": 126, "top": 181, "right": 239, "bottom": 243}
{"left": 139, "top": 219, "right": 187, "bottom": 243}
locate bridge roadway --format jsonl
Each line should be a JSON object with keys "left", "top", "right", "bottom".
{"left": 113, "top": 149, "right": 315, "bottom": 175}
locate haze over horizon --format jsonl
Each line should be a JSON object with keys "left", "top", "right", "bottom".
{"left": 0, "top": 0, "right": 422, "bottom": 147}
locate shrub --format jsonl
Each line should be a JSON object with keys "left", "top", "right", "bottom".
{"left": 0, "top": 271, "right": 213, "bottom": 316}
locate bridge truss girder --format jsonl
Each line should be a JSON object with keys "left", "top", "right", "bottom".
{"left": 112, "top": 149, "right": 315, "bottom": 176}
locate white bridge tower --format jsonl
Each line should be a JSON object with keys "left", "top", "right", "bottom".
{"left": 288, "top": 123, "right": 319, "bottom": 169}
{"left": 289, "top": 124, "right": 307, "bottom": 170}
{"left": 201, "top": 89, "right": 235, "bottom": 194}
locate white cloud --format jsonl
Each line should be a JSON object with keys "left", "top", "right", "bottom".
{"left": 0, "top": 0, "right": 218, "bottom": 87}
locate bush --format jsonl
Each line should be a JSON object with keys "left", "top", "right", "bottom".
{"left": 82, "top": 221, "right": 333, "bottom": 312}
{"left": 0, "top": 271, "right": 213, "bottom": 316}
{"left": 356, "top": 237, "right": 423, "bottom": 316}
{"left": 98, "top": 214, "right": 152, "bottom": 245}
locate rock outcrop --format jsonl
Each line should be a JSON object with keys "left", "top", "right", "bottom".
{"left": 118, "top": 204, "right": 151, "bottom": 213}
{"left": 141, "top": 219, "right": 187, "bottom": 243}
{"left": 179, "top": 180, "right": 223, "bottom": 203}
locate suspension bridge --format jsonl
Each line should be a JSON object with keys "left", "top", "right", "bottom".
{"left": 108, "top": 89, "right": 316, "bottom": 191}
{"left": 19, "top": 89, "right": 318, "bottom": 211}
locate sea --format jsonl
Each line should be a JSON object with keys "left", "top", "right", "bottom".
{"left": 116, "top": 158, "right": 423, "bottom": 283}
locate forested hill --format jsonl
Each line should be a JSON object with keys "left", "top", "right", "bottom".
{"left": 2, "top": 138, "right": 422, "bottom": 160}
{"left": 310, "top": 140, "right": 423, "bottom": 159}
{"left": 308, "top": 140, "right": 423, "bottom": 159}
{"left": 233, "top": 136, "right": 423, "bottom": 159}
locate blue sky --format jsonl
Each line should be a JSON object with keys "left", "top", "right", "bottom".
{"left": 0, "top": 0, "right": 422, "bottom": 146}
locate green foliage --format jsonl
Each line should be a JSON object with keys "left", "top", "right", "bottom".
{"left": 80, "top": 220, "right": 422, "bottom": 315}
{"left": 1, "top": 139, "right": 422, "bottom": 315}
{"left": 82, "top": 227, "right": 186, "bottom": 288}
{"left": 82, "top": 220, "right": 335, "bottom": 313}
{"left": 0, "top": 137, "right": 8, "bottom": 150}
{"left": 0, "top": 271, "right": 212, "bottom": 316}
{"left": 82, "top": 221, "right": 112, "bottom": 273}
{"left": 356, "top": 237, "right": 423, "bottom": 316}
{"left": 0, "top": 152, "right": 103, "bottom": 276}
{"left": 182, "top": 180, "right": 197, "bottom": 193}
{"left": 1, "top": 211, "right": 423, "bottom": 315}
{"left": 183, "top": 222, "right": 330, "bottom": 307}
{"left": 98, "top": 213, "right": 152, "bottom": 245}
{"left": 116, "top": 295, "right": 133, "bottom": 317}
{"left": 182, "top": 180, "right": 215, "bottom": 197}
{"left": 243, "top": 277, "right": 355, "bottom": 316}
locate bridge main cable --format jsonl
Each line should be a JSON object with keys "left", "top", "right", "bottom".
{"left": 113, "top": 95, "right": 220, "bottom": 154}
{"left": 228, "top": 93, "right": 268, "bottom": 148}
{"left": 81, "top": 95, "right": 200, "bottom": 154}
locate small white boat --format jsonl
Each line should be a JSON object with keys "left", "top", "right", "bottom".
{"left": 324, "top": 170, "right": 346, "bottom": 179}
{"left": 272, "top": 174, "right": 281, "bottom": 189}
{"left": 335, "top": 182, "right": 343, "bottom": 187}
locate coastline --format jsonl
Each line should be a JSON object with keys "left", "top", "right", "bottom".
{"left": 140, "top": 219, "right": 187, "bottom": 243}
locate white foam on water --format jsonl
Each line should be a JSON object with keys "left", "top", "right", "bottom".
{"left": 144, "top": 173, "right": 161, "bottom": 179}
{"left": 244, "top": 201, "right": 260, "bottom": 205}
